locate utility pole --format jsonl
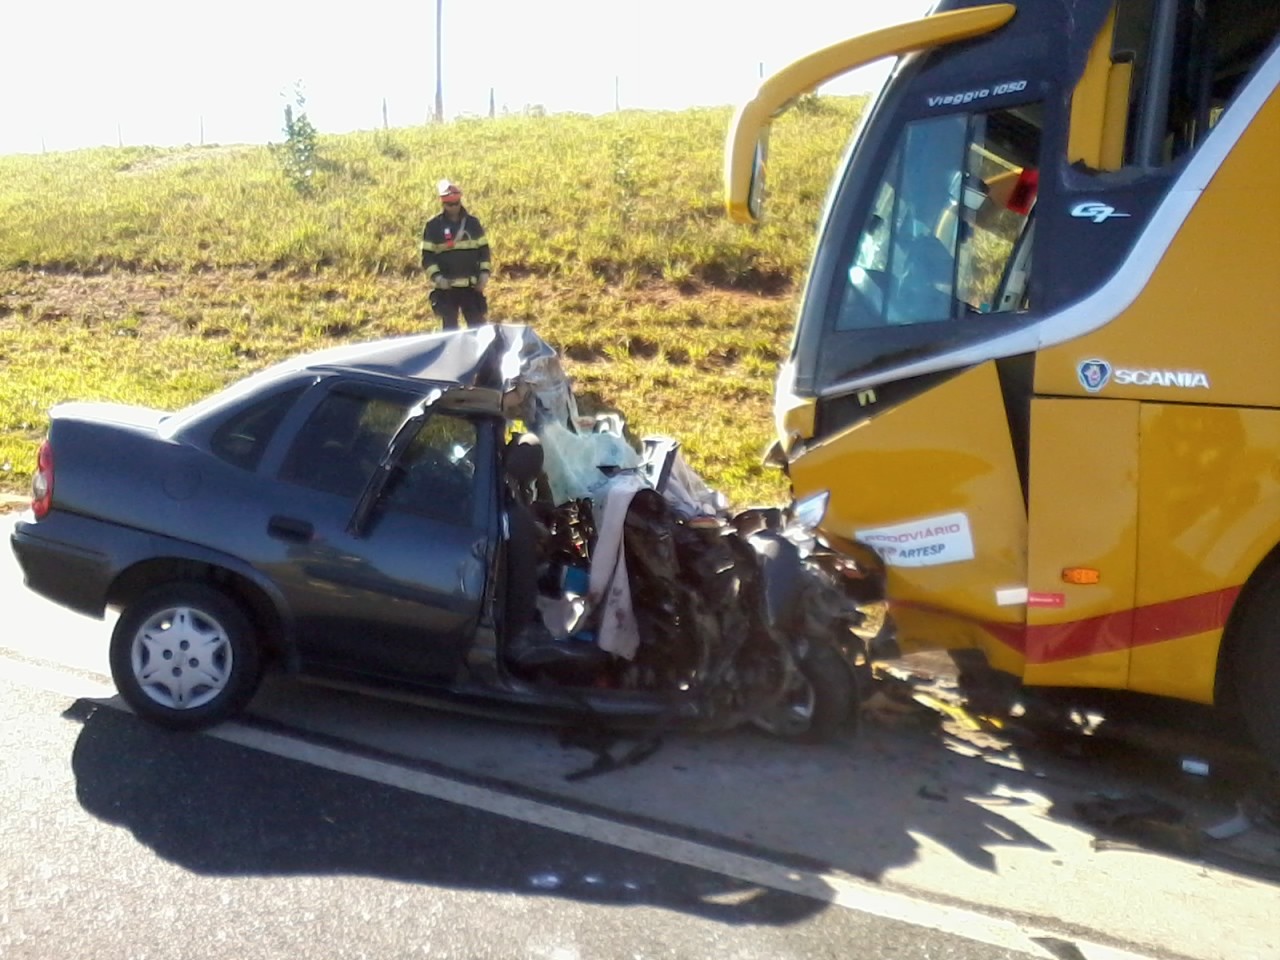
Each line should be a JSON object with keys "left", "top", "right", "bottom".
{"left": 489, "top": 87, "right": 495, "bottom": 119}
{"left": 433, "top": 0, "right": 444, "bottom": 122}
{"left": 383, "top": 97, "right": 389, "bottom": 130}
{"left": 614, "top": 76, "right": 620, "bottom": 111}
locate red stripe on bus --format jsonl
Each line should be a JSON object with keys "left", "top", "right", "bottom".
{"left": 895, "top": 586, "right": 1243, "bottom": 664}
{"left": 1025, "top": 585, "right": 1242, "bottom": 663}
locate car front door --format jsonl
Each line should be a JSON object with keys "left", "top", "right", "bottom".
{"left": 259, "top": 380, "right": 497, "bottom": 683}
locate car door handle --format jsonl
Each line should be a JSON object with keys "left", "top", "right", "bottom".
{"left": 268, "top": 515, "right": 314, "bottom": 543}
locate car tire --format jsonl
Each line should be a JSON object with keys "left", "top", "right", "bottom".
{"left": 755, "top": 639, "right": 857, "bottom": 744}
{"left": 109, "top": 582, "right": 262, "bottom": 731}
{"left": 1229, "top": 565, "right": 1280, "bottom": 768}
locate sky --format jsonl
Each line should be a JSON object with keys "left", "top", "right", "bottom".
{"left": 0, "top": 0, "right": 930, "bottom": 156}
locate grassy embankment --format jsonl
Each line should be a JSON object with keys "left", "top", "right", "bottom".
{"left": 0, "top": 97, "right": 864, "bottom": 506}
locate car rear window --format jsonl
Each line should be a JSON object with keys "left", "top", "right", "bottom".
{"left": 209, "top": 386, "right": 306, "bottom": 471}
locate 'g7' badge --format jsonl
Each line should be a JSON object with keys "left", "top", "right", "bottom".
{"left": 1077, "top": 359, "right": 1112, "bottom": 393}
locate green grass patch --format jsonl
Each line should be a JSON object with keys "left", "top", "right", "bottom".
{"left": 0, "top": 98, "right": 865, "bottom": 507}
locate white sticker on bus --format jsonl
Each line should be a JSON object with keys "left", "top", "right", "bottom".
{"left": 856, "top": 512, "right": 975, "bottom": 568}
{"left": 996, "top": 587, "right": 1029, "bottom": 606}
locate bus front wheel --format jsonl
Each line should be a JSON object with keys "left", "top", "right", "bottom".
{"left": 1229, "top": 565, "right": 1280, "bottom": 769}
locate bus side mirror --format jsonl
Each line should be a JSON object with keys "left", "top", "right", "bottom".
{"left": 727, "top": 111, "right": 771, "bottom": 224}
{"left": 748, "top": 137, "right": 769, "bottom": 223}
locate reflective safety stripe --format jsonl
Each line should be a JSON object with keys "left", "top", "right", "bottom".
{"left": 422, "top": 238, "right": 489, "bottom": 253}
{"left": 422, "top": 212, "right": 490, "bottom": 288}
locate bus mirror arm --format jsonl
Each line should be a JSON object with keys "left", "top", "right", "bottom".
{"left": 725, "top": 4, "right": 1017, "bottom": 224}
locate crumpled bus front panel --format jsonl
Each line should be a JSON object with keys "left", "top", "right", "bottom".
{"left": 789, "top": 361, "right": 1028, "bottom": 675}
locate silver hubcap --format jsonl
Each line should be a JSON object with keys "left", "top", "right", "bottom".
{"left": 131, "top": 605, "right": 233, "bottom": 710}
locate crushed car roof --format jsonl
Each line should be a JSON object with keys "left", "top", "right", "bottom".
{"left": 173, "top": 324, "right": 578, "bottom": 431}
{"left": 298, "top": 323, "right": 556, "bottom": 389}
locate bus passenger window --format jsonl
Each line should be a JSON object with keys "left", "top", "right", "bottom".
{"left": 1109, "top": 0, "right": 1280, "bottom": 167}
{"left": 835, "top": 103, "right": 1043, "bottom": 332}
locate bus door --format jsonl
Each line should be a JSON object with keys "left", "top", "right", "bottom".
{"left": 1022, "top": 398, "right": 1139, "bottom": 688}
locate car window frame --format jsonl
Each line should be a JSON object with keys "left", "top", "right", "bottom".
{"left": 176, "top": 374, "right": 319, "bottom": 474}
{"left": 266, "top": 375, "right": 494, "bottom": 532}
{"left": 206, "top": 383, "right": 311, "bottom": 472}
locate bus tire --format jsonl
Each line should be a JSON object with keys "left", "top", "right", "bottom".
{"left": 1229, "top": 565, "right": 1280, "bottom": 768}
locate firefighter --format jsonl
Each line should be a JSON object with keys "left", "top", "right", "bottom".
{"left": 421, "top": 179, "right": 492, "bottom": 330}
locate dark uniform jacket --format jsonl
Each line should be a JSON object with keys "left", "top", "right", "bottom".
{"left": 421, "top": 207, "right": 491, "bottom": 287}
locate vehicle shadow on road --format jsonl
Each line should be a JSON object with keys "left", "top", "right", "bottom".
{"left": 241, "top": 674, "right": 1062, "bottom": 880}
{"left": 65, "top": 699, "right": 829, "bottom": 927}
{"left": 64, "top": 685, "right": 1062, "bottom": 898}
{"left": 64, "top": 674, "right": 1280, "bottom": 939}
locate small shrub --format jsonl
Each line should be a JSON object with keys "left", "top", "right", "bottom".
{"left": 274, "top": 82, "right": 319, "bottom": 195}
{"left": 611, "top": 134, "right": 639, "bottom": 225}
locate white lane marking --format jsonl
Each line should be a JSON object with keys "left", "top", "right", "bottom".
{"left": 3, "top": 653, "right": 1161, "bottom": 960}
{"left": 0, "top": 656, "right": 117, "bottom": 701}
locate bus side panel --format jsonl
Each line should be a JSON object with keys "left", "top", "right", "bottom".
{"left": 1130, "top": 404, "right": 1280, "bottom": 702}
{"left": 789, "top": 362, "right": 1028, "bottom": 674}
{"left": 1127, "top": 632, "right": 1223, "bottom": 704}
{"left": 1022, "top": 398, "right": 1138, "bottom": 689}
{"left": 1034, "top": 86, "right": 1280, "bottom": 407}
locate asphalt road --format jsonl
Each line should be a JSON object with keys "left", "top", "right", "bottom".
{"left": 1, "top": 675, "right": 1058, "bottom": 960}
{"left": 4, "top": 511, "right": 1280, "bottom": 960}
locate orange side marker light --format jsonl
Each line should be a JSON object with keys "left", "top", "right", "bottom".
{"left": 1062, "top": 567, "right": 1100, "bottom": 585}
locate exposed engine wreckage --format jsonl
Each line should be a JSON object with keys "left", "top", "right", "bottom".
{"left": 465, "top": 325, "right": 895, "bottom": 740}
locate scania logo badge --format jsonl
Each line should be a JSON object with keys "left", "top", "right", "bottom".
{"left": 1077, "top": 359, "right": 1112, "bottom": 393}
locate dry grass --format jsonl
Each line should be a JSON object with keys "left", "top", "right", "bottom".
{"left": 0, "top": 97, "right": 866, "bottom": 507}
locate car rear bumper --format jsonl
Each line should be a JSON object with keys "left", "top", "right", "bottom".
{"left": 10, "top": 512, "right": 129, "bottom": 618}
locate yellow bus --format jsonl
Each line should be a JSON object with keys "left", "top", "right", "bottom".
{"left": 725, "top": 0, "right": 1280, "bottom": 761}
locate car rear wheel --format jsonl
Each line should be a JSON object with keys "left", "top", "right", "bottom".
{"left": 754, "top": 639, "right": 857, "bottom": 743}
{"left": 109, "top": 582, "right": 262, "bottom": 731}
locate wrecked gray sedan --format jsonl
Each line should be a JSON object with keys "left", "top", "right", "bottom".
{"left": 11, "top": 324, "right": 886, "bottom": 743}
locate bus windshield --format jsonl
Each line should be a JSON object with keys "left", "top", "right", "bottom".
{"left": 836, "top": 102, "right": 1042, "bottom": 332}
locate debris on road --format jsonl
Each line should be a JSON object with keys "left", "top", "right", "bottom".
{"left": 859, "top": 650, "right": 1280, "bottom": 874}
{"left": 1181, "top": 757, "right": 1211, "bottom": 777}
{"left": 1075, "top": 793, "right": 1201, "bottom": 856}
{"left": 1203, "top": 806, "right": 1252, "bottom": 841}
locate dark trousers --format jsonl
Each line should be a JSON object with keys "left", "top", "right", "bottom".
{"left": 430, "top": 288, "right": 488, "bottom": 330}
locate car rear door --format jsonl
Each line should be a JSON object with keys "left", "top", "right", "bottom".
{"left": 258, "top": 379, "right": 497, "bottom": 683}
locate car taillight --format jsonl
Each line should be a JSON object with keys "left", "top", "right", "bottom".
{"left": 31, "top": 440, "right": 53, "bottom": 519}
